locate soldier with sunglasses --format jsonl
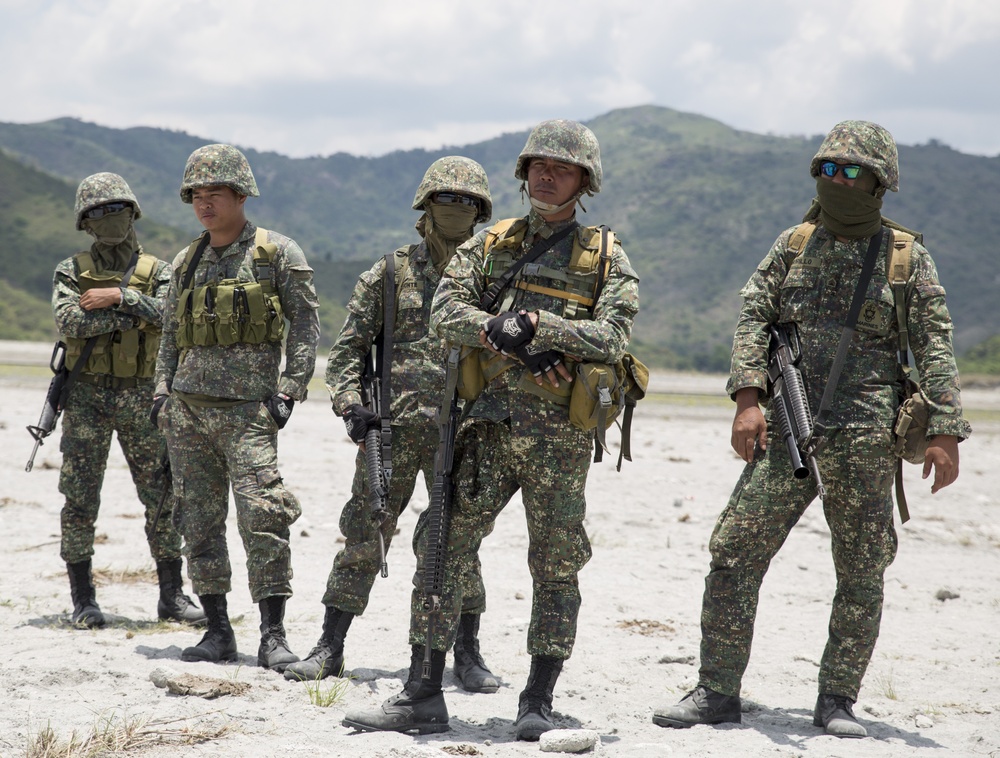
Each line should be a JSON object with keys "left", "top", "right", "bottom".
{"left": 283, "top": 157, "right": 499, "bottom": 692}
{"left": 53, "top": 173, "right": 204, "bottom": 628}
{"left": 653, "top": 121, "right": 970, "bottom": 738}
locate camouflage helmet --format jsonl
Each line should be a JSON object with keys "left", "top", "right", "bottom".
{"left": 180, "top": 143, "right": 260, "bottom": 203}
{"left": 74, "top": 172, "right": 141, "bottom": 230}
{"left": 412, "top": 156, "right": 493, "bottom": 224}
{"left": 515, "top": 119, "right": 602, "bottom": 194}
{"left": 810, "top": 120, "right": 899, "bottom": 192}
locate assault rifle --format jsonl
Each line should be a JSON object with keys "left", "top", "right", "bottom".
{"left": 360, "top": 359, "right": 391, "bottom": 579}
{"left": 146, "top": 448, "right": 173, "bottom": 539}
{"left": 420, "top": 345, "right": 461, "bottom": 680}
{"left": 25, "top": 342, "right": 70, "bottom": 472}
{"left": 767, "top": 324, "right": 825, "bottom": 499}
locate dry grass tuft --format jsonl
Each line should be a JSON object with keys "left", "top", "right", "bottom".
{"left": 92, "top": 566, "right": 157, "bottom": 586}
{"left": 617, "top": 618, "right": 676, "bottom": 636}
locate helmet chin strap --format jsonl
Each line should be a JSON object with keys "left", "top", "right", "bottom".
{"left": 523, "top": 184, "right": 583, "bottom": 216}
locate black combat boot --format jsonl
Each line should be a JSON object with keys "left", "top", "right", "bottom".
{"left": 813, "top": 693, "right": 867, "bottom": 738}
{"left": 652, "top": 685, "right": 742, "bottom": 728}
{"left": 514, "top": 655, "right": 564, "bottom": 741}
{"left": 283, "top": 606, "right": 353, "bottom": 681}
{"left": 453, "top": 613, "right": 499, "bottom": 693}
{"left": 180, "top": 594, "right": 238, "bottom": 663}
{"left": 258, "top": 595, "right": 299, "bottom": 672}
{"left": 341, "top": 645, "right": 449, "bottom": 734}
{"left": 155, "top": 559, "right": 207, "bottom": 625}
{"left": 66, "top": 560, "right": 105, "bottom": 628}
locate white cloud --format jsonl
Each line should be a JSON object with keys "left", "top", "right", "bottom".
{"left": 1, "top": 0, "right": 998, "bottom": 156}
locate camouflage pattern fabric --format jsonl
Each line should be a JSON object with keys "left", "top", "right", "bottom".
{"left": 155, "top": 221, "right": 318, "bottom": 602}
{"left": 179, "top": 144, "right": 259, "bottom": 203}
{"left": 515, "top": 120, "right": 603, "bottom": 193}
{"left": 52, "top": 250, "right": 181, "bottom": 563}
{"left": 411, "top": 208, "right": 639, "bottom": 658}
{"left": 74, "top": 172, "right": 142, "bottom": 229}
{"left": 59, "top": 382, "right": 181, "bottom": 563}
{"left": 324, "top": 242, "right": 486, "bottom": 615}
{"left": 810, "top": 120, "right": 899, "bottom": 192}
{"left": 155, "top": 222, "right": 320, "bottom": 402}
{"left": 160, "top": 396, "right": 301, "bottom": 601}
{"left": 701, "top": 217, "right": 970, "bottom": 700}
{"left": 699, "top": 427, "right": 897, "bottom": 700}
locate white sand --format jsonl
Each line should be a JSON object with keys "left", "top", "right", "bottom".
{"left": 2, "top": 340, "right": 998, "bottom": 757}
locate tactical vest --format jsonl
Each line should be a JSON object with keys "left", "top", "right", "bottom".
{"left": 175, "top": 228, "right": 285, "bottom": 348}
{"left": 65, "top": 251, "right": 161, "bottom": 378}
{"left": 473, "top": 218, "right": 615, "bottom": 395}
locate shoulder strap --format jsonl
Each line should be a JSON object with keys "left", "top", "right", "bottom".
{"left": 253, "top": 227, "right": 280, "bottom": 297}
{"left": 392, "top": 245, "right": 415, "bottom": 307}
{"left": 787, "top": 222, "right": 817, "bottom": 256}
{"left": 180, "top": 234, "right": 210, "bottom": 293}
{"left": 593, "top": 225, "right": 613, "bottom": 306}
{"left": 888, "top": 230, "right": 915, "bottom": 371}
{"left": 480, "top": 221, "right": 578, "bottom": 313}
{"left": 483, "top": 218, "right": 523, "bottom": 258}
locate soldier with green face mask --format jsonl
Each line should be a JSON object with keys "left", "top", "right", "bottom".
{"left": 284, "top": 157, "right": 499, "bottom": 692}
{"left": 53, "top": 172, "right": 204, "bottom": 629}
{"left": 653, "top": 120, "right": 971, "bottom": 739}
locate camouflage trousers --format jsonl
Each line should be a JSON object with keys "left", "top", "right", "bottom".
{"left": 161, "top": 397, "right": 302, "bottom": 602}
{"left": 409, "top": 413, "right": 594, "bottom": 659}
{"left": 59, "top": 380, "right": 181, "bottom": 564}
{"left": 323, "top": 421, "right": 486, "bottom": 616}
{"left": 699, "top": 426, "right": 898, "bottom": 700}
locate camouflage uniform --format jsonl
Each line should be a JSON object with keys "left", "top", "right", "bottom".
{"left": 155, "top": 221, "right": 319, "bottom": 601}
{"left": 696, "top": 122, "right": 971, "bottom": 703}
{"left": 323, "top": 242, "right": 485, "bottom": 615}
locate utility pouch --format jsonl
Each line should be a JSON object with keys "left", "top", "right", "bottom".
{"left": 114, "top": 328, "right": 140, "bottom": 377}
{"left": 456, "top": 345, "right": 487, "bottom": 401}
{"left": 239, "top": 282, "right": 270, "bottom": 343}
{"left": 570, "top": 362, "right": 625, "bottom": 431}
{"left": 265, "top": 292, "right": 285, "bottom": 342}
{"left": 213, "top": 282, "right": 240, "bottom": 346}
{"left": 894, "top": 377, "right": 930, "bottom": 464}
{"left": 191, "top": 286, "right": 217, "bottom": 346}
{"left": 175, "top": 288, "right": 196, "bottom": 347}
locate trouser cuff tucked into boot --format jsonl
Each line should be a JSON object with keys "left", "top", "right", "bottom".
{"left": 452, "top": 613, "right": 499, "bottom": 693}
{"left": 341, "top": 647, "right": 449, "bottom": 734}
{"left": 181, "top": 594, "right": 238, "bottom": 663}
{"left": 284, "top": 606, "right": 353, "bottom": 681}
{"left": 156, "top": 559, "right": 207, "bottom": 625}
{"left": 258, "top": 595, "right": 299, "bottom": 672}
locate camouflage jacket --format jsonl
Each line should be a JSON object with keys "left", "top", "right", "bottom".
{"left": 326, "top": 241, "right": 448, "bottom": 427}
{"left": 52, "top": 246, "right": 170, "bottom": 345}
{"left": 431, "top": 209, "right": 640, "bottom": 423}
{"left": 155, "top": 222, "right": 320, "bottom": 401}
{"left": 727, "top": 222, "right": 971, "bottom": 439}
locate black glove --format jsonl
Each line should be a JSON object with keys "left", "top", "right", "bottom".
{"left": 484, "top": 310, "right": 535, "bottom": 355}
{"left": 516, "top": 344, "right": 563, "bottom": 377}
{"left": 266, "top": 392, "right": 295, "bottom": 429}
{"left": 343, "top": 404, "right": 379, "bottom": 443}
{"left": 149, "top": 395, "right": 168, "bottom": 427}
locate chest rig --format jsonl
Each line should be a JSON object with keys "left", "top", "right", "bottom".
{"left": 66, "top": 251, "right": 160, "bottom": 378}
{"left": 174, "top": 227, "right": 285, "bottom": 348}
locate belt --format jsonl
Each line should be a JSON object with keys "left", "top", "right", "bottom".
{"left": 77, "top": 373, "right": 152, "bottom": 390}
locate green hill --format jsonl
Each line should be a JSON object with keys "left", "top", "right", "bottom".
{"left": 1, "top": 106, "right": 997, "bottom": 371}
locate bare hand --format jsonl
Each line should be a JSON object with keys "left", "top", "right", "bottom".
{"left": 79, "top": 287, "right": 122, "bottom": 311}
{"left": 731, "top": 387, "right": 767, "bottom": 463}
{"left": 923, "top": 435, "right": 959, "bottom": 494}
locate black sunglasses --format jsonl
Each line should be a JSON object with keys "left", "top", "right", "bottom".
{"left": 819, "top": 161, "right": 863, "bottom": 180}
{"left": 432, "top": 192, "right": 480, "bottom": 210}
{"left": 84, "top": 201, "right": 131, "bottom": 220}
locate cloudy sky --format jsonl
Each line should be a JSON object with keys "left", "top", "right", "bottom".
{"left": 2, "top": 0, "right": 999, "bottom": 158}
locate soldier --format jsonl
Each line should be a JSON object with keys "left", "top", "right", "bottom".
{"left": 343, "top": 120, "right": 640, "bottom": 740}
{"left": 54, "top": 172, "right": 204, "bottom": 628}
{"left": 153, "top": 145, "right": 320, "bottom": 672}
{"left": 653, "top": 121, "right": 971, "bottom": 738}
{"left": 283, "top": 157, "right": 498, "bottom": 694}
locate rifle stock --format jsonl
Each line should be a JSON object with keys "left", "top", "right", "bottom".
{"left": 147, "top": 448, "right": 172, "bottom": 538}
{"left": 26, "top": 342, "right": 68, "bottom": 472}
{"left": 767, "top": 324, "right": 825, "bottom": 498}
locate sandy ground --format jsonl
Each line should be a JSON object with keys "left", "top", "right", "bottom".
{"left": 1, "top": 339, "right": 999, "bottom": 758}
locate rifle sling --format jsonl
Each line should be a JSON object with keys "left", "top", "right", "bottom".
{"left": 811, "top": 228, "right": 884, "bottom": 441}
{"left": 60, "top": 250, "right": 142, "bottom": 406}
{"left": 378, "top": 251, "right": 395, "bottom": 482}
{"left": 480, "top": 222, "right": 578, "bottom": 313}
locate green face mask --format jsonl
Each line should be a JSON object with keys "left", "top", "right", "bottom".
{"left": 815, "top": 178, "right": 883, "bottom": 239}
{"left": 423, "top": 203, "right": 478, "bottom": 273}
{"left": 83, "top": 208, "right": 134, "bottom": 246}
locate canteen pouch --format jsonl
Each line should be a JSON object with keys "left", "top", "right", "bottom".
{"left": 894, "top": 377, "right": 930, "bottom": 464}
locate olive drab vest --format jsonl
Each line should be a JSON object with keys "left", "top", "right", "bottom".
{"left": 174, "top": 228, "right": 285, "bottom": 348}
{"left": 473, "top": 218, "right": 614, "bottom": 398}
{"left": 65, "top": 251, "right": 161, "bottom": 378}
